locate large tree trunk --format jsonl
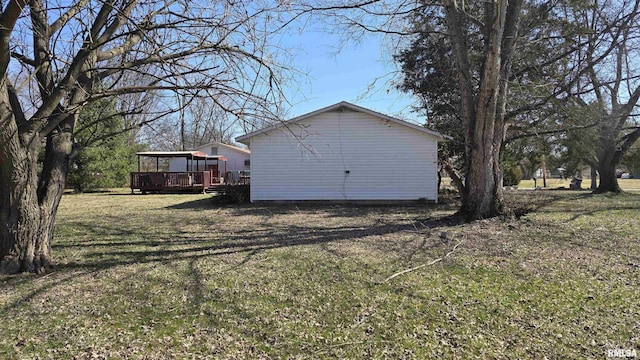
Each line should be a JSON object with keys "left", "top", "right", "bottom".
{"left": 461, "top": 111, "right": 505, "bottom": 219}
{"left": 445, "top": 0, "right": 521, "bottom": 220}
{"left": 0, "top": 77, "right": 73, "bottom": 274}
{"left": 0, "top": 130, "right": 70, "bottom": 274}
{"left": 593, "top": 124, "right": 623, "bottom": 193}
{"left": 0, "top": 83, "right": 47, "bottom": 273}
{"left": 0, "top": 172, "right": 53, "bottom": 274}
{"left": 462, "top": 155, "right": 504, "bottom": 219}
{"left": 595, "top": 162, "right": 621, "bottom": 193}
{"left": 34, "top": 126, "right": 74, "bottom": 272}
{"left": 594, "top": 151, "right": 622, "bottom": 193}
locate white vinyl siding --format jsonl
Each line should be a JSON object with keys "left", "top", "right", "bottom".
{"left": 168, "top": 143, "right": 250, "bottom": 172}
{"left": 249, "top": 109, "right": 438, "bottom": 201}
{"left": 215, "top": 146, "right": 249, "bottom": 172}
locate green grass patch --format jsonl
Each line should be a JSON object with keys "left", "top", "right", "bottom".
{"left": 1, "top": 189, "right": 638, "bottom": 358}
{"left": 441, "top": 177, "right": 640, "bottom": 190}
{"left": 517, "top": 178, "right": 640, "bottom": 190}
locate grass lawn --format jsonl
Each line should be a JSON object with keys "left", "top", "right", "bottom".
{"left": 1, "top": 189, "right": 639, "bottom": 358}
{"left": 517, "top": 178, "right": 640, "bottom": 190}
{"left": 441, "top": 177, "right": 640, "bottom": 190}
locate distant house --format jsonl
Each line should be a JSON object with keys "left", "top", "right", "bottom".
{"left": 169, "top": 142, "right": 250, "bottom": 174}
{"left": 131, "top": 151, "right": 226, "bottom": 193}
{"left": 236, "top": 101, "right": 445, "bottom": 202}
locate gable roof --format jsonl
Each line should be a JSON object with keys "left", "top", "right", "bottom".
{"left": 194, "top": 141, "right": 250, "bottom": 155}
{"left": 235, "top": 101, "right": 445, "bottom": 145}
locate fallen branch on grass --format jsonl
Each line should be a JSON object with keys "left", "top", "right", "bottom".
{"left": 383, "top": 238, "right": 465, "bottom": 283}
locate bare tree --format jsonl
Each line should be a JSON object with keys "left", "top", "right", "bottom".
{"left": 311, "top": 0, "right": 523, "bottom": 219}
{"left": 442, "top": 0, "right": 524, "bottom": 219}
{"left": 141, "top": 93, "right": 239, "bottom": 151}
{"left": 296, "top": 0, "right": 524, "bottom": 219}
{"left": 575, "top": 1, "right": 640, "bottom": 193}
{"left": 181, "top": 96, "right": 238, "bottom": 147}
{"left": 304, "top": 0, "right": 640, "bottom": 216}
{"left": 0, "top": 0, "right": 293, "bottom": 274}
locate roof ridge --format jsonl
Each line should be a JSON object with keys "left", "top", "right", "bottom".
{"left": 236, "top": 101, "right": 445, "bottom": 144}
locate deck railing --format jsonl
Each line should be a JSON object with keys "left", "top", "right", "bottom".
{"left": 224, "top": 171, "right": 250, "bottom": 186}
{"left": 130, "top": 171, "right": 217, "bottom": 191}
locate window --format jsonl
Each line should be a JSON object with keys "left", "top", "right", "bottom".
{"left": 210, "top": 147, "right": 218, "bottom": 155}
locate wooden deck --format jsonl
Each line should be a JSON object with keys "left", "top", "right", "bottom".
{"left": 130, "top": 171, "right": 220, "bottom": 194}
{"left": 131, "top": 150, "right": 241, "bottom": 194}
{"left": 223, "top": 171, "right": 250, "bottom": 186}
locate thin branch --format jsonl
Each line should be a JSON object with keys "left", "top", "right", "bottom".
{"left": 383, "top": 238, "right": 465, "bottom": 283}
{"left": 506, "top": 121, "right": 599, "bottom": 143}
{"left": 49, "top": 0, "right": 90, "bottom": 33}
{"left": 9, "top": 51, "right": 35, "bottom": 66}
{"left": 0, "top": 0, "right": 29, "bottom": 75}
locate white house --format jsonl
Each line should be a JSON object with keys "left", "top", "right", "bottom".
{"left": 235, "top": 101, "right": 445, "bottom": 202}
{"left": 169, "top": 142, "right": 250, "bottom": 173}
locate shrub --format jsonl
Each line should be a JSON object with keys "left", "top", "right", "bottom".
{"left": 503, "top": 163, "right": 523, "bottom": 186}
{"left": 211, "top": 185, "right": 250, "bottom": 204}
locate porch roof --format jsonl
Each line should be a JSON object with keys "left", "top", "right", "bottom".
{"left": 135, "top": 151, "right": 227, "bottom": 161}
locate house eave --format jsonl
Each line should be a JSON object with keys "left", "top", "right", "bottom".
{"left": 194, "top": 141, "right": 251, "bottom": 154}
{"left": 235, "top": 101, "right": 447, "bottom": 144}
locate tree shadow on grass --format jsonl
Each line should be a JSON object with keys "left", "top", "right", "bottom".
{"left": 50, "top": 191, "right": 637, "bottom": 275}
{"left": 0, "top": 271, "right": 93, "bottom": 314}
{"left": 507, "top": 191, "right": 595, "bottom": 218}
{"left": 165, "top": 196, "right": 459, "bottom": 216}
{"left": 0, "top": 206, "right": 463, "bottom": 314}
{"left": 165, "top": 190, "right": 638, "bottom": 225}
{"left": 23, "top": 208, "right": 462, "bottom": 336}
{"left": 165, "top": 196, "right": 224, "bottom": 210}
{"left": 55, "top": 214, "right": 462, "bottom": 272}
{"left": 7, "top": 191, "right": 635, "bottom": 324}
{"left": 509, "top": 190, "right": 640, "bottom": 219}
{"left": 46, "top": 197, "right": 470, "bottom": 277}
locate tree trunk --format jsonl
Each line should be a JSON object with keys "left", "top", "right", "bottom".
{"left": 0, "top": 88, "right": 47, "bottom": 273}
{"left": 461, "top": 162, "right": 504, "bottom": 219}
{"left": 0, "top": 179, "right": 53, "bottom": 274}
{"left": 460, "top": 116, "right": 504, "bottom": 220}
{"left": 594, "top": 154, "right": 622, "bottom": 193}
{"left": 0, "top": 132, "right": 68, "bottom": 274}
{"left": 443, "top": 0, "right": 522, "bottom": 220}
{"left": 0, "top": 78, "right": 72, "bottom": 274}
{"left": 594, "top": 123, "right": 623, "bottom": 193}
{"left": 34, "top": 127, "right": 74, "bottom": 272}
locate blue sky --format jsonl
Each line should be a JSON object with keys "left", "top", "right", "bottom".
{"left": 282, "top": 30, "right": 422, "bottom": 124}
